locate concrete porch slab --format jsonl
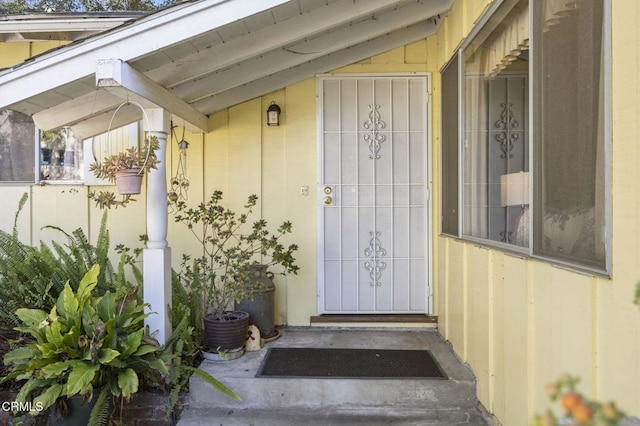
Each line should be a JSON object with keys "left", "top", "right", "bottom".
{"left": 177, "top": 327, "right": 492, "bottom": 425}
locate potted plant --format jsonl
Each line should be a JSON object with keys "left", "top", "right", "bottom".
{"left": 88, "top": 135, "right": 160, "bottom": 209}
{"left": 174, "top": 191, "right": 299, "bottom": 358}
{"left": 1, "top": 265, "right": 168, "bottom": 425}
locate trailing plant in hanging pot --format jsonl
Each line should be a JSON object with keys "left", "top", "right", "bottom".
{"left": 88, "top": 135, "right": 160, "bottom": 209}
{"left": 173, "top": 191, "right": 299, "bottom": 356}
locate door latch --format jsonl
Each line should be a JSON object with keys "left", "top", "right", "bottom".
{"left": 322, "top": 186, "right": 333, "bottom": 205}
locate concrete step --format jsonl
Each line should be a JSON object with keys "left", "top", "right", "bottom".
{"left": 177, "top": 406, "right": 491, "bottom": 425}
{"left": 189, "top": 367, "right": 476, "bottom": 411}
{"left": 179, "top": 328, "right": 490, "bottom": 425}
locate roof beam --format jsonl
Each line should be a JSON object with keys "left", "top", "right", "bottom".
{"left": 95, "top": 58, "right": 209, "bottom": 132}
{"left": 68, "top": 104, "right": 194, "bottom": 140}
{"left": 193, "top": 19, "right": 441, "bottom": 114}
{"left": 175, "top": 0, "right": 450, "bottom": 103}
{"left": 145, "top": 0, "right": 417, "bottom": 87}
{"left": 32, "top": 89, "right": 123, "bottom": 131}
{"left": 67, "top": 103, "right": 144, "bottom": 139}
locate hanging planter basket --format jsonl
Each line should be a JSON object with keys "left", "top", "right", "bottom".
{"left": 88, "top": 101, "right": 159, "bottom": 208}
{"left": 115, "top": 168, "right": 144, "bottom": 195}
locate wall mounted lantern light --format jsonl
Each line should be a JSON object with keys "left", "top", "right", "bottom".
{"left": 266, "top": 101, "right": 281, "bottom": 126}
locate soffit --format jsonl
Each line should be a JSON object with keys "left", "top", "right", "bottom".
{"left": 0, "top": 0, "right": 451, "bottom": 138}
{"left": 0, "top": 12, "right": 145, "bottom": 42}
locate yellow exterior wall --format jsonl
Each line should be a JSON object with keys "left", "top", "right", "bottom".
{"left": 0, "top": 41, "right": 67, "bottom": 68}
{"left": 1, "top": 36, "right": 439, "bottom": 328}
{"left": 3, "top": 1, "right": 640, "bottom": 422}
{"left": 434, "top": 0, "right": 640, "bottom": 424}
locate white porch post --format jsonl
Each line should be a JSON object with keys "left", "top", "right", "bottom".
{"left": 143, "top": 108, "right": 171, "bottom": 345}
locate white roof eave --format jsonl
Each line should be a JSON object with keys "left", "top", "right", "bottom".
{"left": 0, "top": 0, "right": 453, "bottom": 138}
{"left": 0, "top": 0, "right": 290, "bottom": 110}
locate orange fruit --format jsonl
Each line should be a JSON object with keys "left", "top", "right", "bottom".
{"left": 572, "top": 403, "right": 593, "bottom": 423}
{"left": 561, "top": 393, "right": 581, "bottom": 412}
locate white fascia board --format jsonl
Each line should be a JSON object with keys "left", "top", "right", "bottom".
{"left": 3, "top": 31, "right": 99, "bottom": 42}
{"left": 195, "top": 19, "right": 441, "bottom": 114}
{"left": 0, "top": 0, "right": 290, "bottom": 110}
{"left": 0, "top": 18, "right": 134, "bottom": 33}
{"left": 95, "top": 58, "right": 209, "bottom": 132}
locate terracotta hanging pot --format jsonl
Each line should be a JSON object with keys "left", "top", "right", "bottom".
{"left": 115, "top": 168, "right": 143, "bottom": 195}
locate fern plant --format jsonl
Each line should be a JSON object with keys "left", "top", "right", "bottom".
{"left": 162, "top": 303, "right": 240, "bottom": 421}
{"left": 0, "top": 193, "right": 138, "bottom": 333}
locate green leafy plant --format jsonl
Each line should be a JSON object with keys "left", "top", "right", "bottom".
{"left": 162, "top": 302, "right": 240, "bottom": 420}
{"left": 0, "top": 0, "right": 172, "bottom": 14}
{"left": 173, "top": 190, "right": 299, "bottom": 320}
{"left": 1, "top": 265, "right": 167, "bottom": 425}
{"left": 0, "top": 194, "right": 134, "bottom": 333}
{"left": 88, "top": 135, "right": 160, "bottom": 209}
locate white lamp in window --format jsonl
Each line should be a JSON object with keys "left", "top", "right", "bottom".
{"left": 501, "top": 171, "right": 530, "bottom": 246}
{"left": 501, "top": 171, "right": 529, "bottom": 207}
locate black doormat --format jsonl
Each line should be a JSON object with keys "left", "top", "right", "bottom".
{"left": 256, "top": 347, "right": 447, "bottom": 379}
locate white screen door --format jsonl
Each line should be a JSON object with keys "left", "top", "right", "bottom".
{"left": 318, "top": 75, "right": 431, "bottom": 314}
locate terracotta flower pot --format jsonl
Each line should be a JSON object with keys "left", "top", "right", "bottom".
{"left": 115, "top": 168, "right": 143, "bottom": 195}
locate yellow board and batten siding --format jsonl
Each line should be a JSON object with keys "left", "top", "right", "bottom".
{"left": 434, "top": 1, "right": 640, "bottom": 424}
{"left": 2, "top": 0, "right": 640, "bottom": 422}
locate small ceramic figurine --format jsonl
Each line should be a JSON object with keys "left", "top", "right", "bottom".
{"left": 245, "top": 324, "right": 262, "bottom": 352}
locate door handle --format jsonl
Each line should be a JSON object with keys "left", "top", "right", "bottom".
{"left": 323, "top": 196, "right": 333, "bottom": 205}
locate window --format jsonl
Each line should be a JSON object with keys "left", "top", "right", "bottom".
{"left": 533, "top": 0, "right": 607, "bottom": 270}
{"left": 441, "top": 55, "right": 459, "bottom": 236}
{"left": 0, "top": 109, "right": 85, "bottom": 183}
{"left": 450, "top": 0, "right": 609, "bottom": 272}
{"left": 0, "top": 110, "right": 35, "bottom": 183}
{"left": 461, "top": 0, "right": 529, "bottom": 247}
{"left": 39, "top": 127, "right": 84, "bottom": 182}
